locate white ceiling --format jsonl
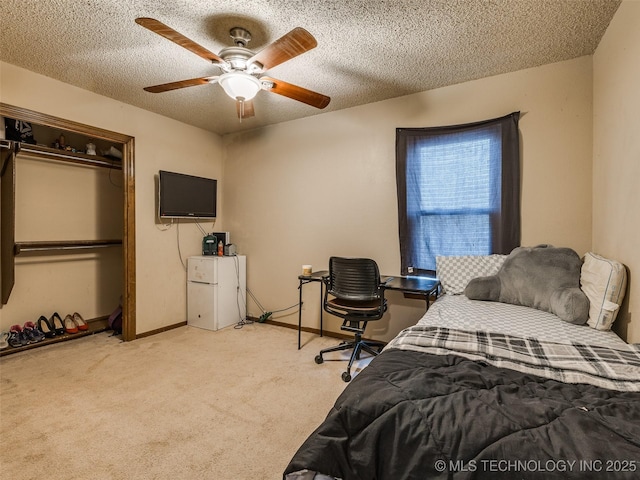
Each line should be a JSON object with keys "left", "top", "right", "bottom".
{"left": 0, "top": 0, "right": 621, "bottom": 136}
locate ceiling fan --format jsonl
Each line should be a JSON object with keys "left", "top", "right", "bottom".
{"left": 135, "top": 18, "right": 331, "bottom": 119}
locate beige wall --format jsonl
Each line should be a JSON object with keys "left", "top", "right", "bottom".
{"left": 593, "top": 0, "right": 640, "bottom": 343}
{"left": 0, "top": 61, "right": 224, "bottom": 334}
{"left": 4, "top": 11, "right": 635, "bottom": 344}
{"left": 223, "top": 56, "right": 594, "bottom": 341}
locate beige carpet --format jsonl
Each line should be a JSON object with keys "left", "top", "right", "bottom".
{"left": 0, "top": 323, "right": 367, "bottom": 479}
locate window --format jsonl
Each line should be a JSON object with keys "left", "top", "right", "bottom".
{"left": 396, "top": 112, "right": 521, "bottom": 275}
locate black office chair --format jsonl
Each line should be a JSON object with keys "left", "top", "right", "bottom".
{"left": 314, "top": 257, "right": 388, "bottom": 382}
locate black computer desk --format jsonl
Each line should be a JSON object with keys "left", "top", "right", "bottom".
{"left": 297, "top": 272, "right": 440, "bottom": 349}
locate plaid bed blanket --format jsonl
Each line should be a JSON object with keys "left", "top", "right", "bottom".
{"left": 386, "top": 326, "right": 640, "bottom": 392}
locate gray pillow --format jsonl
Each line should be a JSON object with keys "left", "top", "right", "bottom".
{"left": 464, "top": 245, "right": 589, "bottom": 324}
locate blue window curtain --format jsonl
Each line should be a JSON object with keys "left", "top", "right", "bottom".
{"left": 396, "top": 112, "right": 521, "bottom": 275}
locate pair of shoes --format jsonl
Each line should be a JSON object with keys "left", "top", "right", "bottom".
{"left": 64, "top": 314, "right": 78, "bottom": 334}
{"left": 8, "top": 325, "right": 29, "bottom": 348}
{"left": 37, "top": 316, "right": 57, "bottom": 338}
{"left": 0, "top": 331, "right": 8, "bottom": 349}
{"left": 7, "top": 322, "right": 46, "bottom": 347}
{"left": 50, "top": 312, "right": 65, "bottom": 335}
{"left": 63, "top": 312, "right": 89, "bottom": 334}
{"left": 74, "top": 312, "right": 89, "bottom": 331}
{"left": 23, "top": 321, "right": 45, "bottom": 343}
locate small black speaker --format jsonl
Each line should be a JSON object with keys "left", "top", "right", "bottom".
{"left": 202, "top": 234, "right": 217, "bottom": 255}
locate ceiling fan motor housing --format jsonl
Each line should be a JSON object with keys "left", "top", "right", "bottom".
{"left": 218, "top": 46, "right": 261, "bottom": 73}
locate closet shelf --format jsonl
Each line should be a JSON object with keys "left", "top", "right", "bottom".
{"left": 16, "top": 143, "right": 122, "bottom": 170}
{"left": 14, "top": 240, "right": 123, "bottom": 255}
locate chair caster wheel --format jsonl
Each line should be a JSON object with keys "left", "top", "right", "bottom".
{"left": 315, "top": 355, "right": 324, "bottom": 364}
{"left": 342, "top": 372, "right": 351, "bottom": 382}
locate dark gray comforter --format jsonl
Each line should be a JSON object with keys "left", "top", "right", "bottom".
{"left": 284, "top": 347, "right": 640, "bottom": 479}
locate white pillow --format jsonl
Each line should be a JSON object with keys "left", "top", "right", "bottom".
{"left": 580, "top": 252, "right": 627, "bottom": 330}
{"left": 436, "top": 255, "right": 507, "bottom": 295}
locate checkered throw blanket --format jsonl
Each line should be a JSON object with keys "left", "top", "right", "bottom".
{"left": 386, "top": 326, "right": 640, "bottom": 392}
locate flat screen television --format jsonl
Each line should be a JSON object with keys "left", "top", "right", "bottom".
{"left": 158, "top": 170, "right": 217, "bottom": 219}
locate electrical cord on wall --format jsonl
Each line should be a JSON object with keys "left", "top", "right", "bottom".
{"left": 158, "top": 216, "right": 217, "bottom": 267}
{"left": 176, "top": 220, "right": 187, "bottom": 270}
{"left": 175, "top": 218, "right": 216, "bottom": 270}
{"left": 155, "top": 217, "right": 173, "bottom": 232}
{"left": 154, "top": 217, "right": 184, "bottom": 266}
{"left": 232, "top": 254, "right": 251, "bottom": 329}
{"left": 265, "top": 303, "right": 299, "bottom": 319}
{"left": 246, "top": 287, "right": 299, "bottom": 323}
{"left": 194, "top": 219, "right": 208, "bottom": 236}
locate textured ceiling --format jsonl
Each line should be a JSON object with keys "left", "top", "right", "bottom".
{"left": 0, "top": 0, "right": 621, "bottom": 136}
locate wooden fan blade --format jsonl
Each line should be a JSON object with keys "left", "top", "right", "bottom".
{"left": 261, "top": 77, "right": 330, "bottom": 109}
{"left": 135, "top": 17, "right": 224, "bottom": 64}
{"left": 144, "top": 76, "right": 218, "bottom": 93}
{"left": 247, "top": 27, "right": 317, "bottom": 70}
{"left": 236, "top": 100, "right": 256, "bottom": 119}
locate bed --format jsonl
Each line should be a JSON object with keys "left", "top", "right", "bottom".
{"left": 283, "top": 248, "right": 640, "bottom": 480}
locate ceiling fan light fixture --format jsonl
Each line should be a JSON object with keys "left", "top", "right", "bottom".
{"left": 218, "top": 72, "right": 261, "bottom": 101}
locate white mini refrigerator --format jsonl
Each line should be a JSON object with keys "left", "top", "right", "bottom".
{"left": 187, "top": 255, "right": 246, "bottom": 331}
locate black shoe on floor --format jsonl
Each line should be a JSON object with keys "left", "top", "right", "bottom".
{"left": 50, "top": 312, "right": 65, "bottom": 335}
{"left": 37, "top": 316, "right": 56, "bottom": 338}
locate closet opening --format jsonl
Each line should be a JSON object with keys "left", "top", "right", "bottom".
{"left": 0, "top": 103, "right": 136, "bottom": 353}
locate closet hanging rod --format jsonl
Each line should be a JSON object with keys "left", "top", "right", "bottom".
{"left": 14, "top": 240, "right": 123, "bottom": 255}
{"left": 16, "top": 143, "right": 122, "bottom": 170}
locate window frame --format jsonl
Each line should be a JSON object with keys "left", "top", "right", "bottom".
{"left": 395, "top": 112, "right": 521, "bottom": 276}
